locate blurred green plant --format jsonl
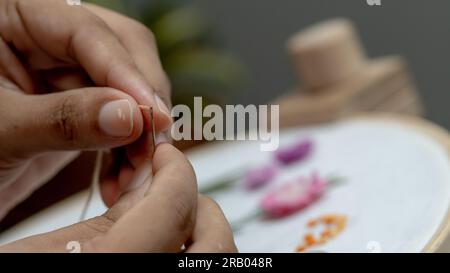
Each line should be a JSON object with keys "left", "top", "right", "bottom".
{"left": 87, "top": 0, "right": 246, "bottom": 108}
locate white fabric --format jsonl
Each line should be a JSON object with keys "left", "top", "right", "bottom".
{"left": 1, "top": 119, "right": 449, "bottom": 253}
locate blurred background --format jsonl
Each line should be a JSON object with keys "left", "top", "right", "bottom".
{"left": 91, "top": 0, "right": 450, "bottom": 128}
{"left": 2, "top": 0, "right": 450, "bottom": 231}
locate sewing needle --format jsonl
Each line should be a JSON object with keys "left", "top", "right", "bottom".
{"left": 80, "top": 105, "right": 156, "bottom": 221}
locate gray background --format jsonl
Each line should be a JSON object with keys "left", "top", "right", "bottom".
{"left": 166, "top": 0, "right": 450, "bottom": 128}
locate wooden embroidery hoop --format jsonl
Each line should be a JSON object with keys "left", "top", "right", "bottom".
{"left": 350, "top": 113, "right": 450, "bottom": 252}
{"left": 185, "top": 112, "right": 450, "bottom": 252}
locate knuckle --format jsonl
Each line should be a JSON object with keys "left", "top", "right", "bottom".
{"left": 198, "top": 195, "right": 220, "bottom": 210}
{"left": 154, "top": 77, "right": 172, "bottom": 107}
{"left": 170, "top": 156, "right": 198, "bottom": 191}
{"left": 81, "top": 215, "right": 115, "bottom": 235}
{"left": 48, "top": 94, "right": 81, "bottom": 147}
{"left": 75, "top": 12, "right": 114, "bottom": 45}
{"left": 213, "top": 239, "right": 238, "bottom": 253}
{"left": 102, "top": 202, "right": 128, "bottom": 224}
{"left": 131, "top": 21, "right": 156, "bottom": 43}
{"left": 84, "top": 10, "right": 110, "bottom": 30}
{"left": 118, "top": 21, "right": 171, "bottom": 102}
{"left": 198, "top": 195, "right": 227, "bottom": 220}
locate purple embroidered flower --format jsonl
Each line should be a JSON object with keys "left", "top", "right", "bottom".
{"left": 274, "top": 138, "right": 313, "bottom": 165}
{"left": 244, "top": 165, "right": 278, "bottom": 190}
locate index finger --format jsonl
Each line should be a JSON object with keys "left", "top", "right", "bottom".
{"left": 84, "top": 3, "right": 172, "bottom": 110}
{"left": 87, "top": 144, "right": 198, "bottom": 252}
{"left": 4, "top": 0, "right": 171, "bottom": 129}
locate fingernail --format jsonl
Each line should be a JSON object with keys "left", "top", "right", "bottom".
{"left": 99, "top": 99, "right": 133, "bottom": 137}
{"left": 156, "top": 133, "right": 169, "bottom": 145}
{"left": 154, "top": 94, "right": 171, "bottom": 117}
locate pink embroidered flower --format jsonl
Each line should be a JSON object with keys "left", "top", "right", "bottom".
{"left": 243, "top": 165, "right": 278, "bottom": 190}
{"left": 260, "top": 172, "right": 327, "bottom": 218}
{"left": 274, "top": 139, "right": 313, "bottom": 165}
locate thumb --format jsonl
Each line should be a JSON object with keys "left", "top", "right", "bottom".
{"left": 4, "top": 87, "right": 144, "bottom": 157}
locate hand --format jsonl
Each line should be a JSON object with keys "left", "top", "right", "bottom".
{"left": 0, "top": 0, "right": 173, "bottom": 217}
{"left": 0, "top": 144, "right": 237, "bottom": 253}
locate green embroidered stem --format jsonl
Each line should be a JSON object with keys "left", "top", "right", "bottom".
{"left": 231, "top": 210, "right": 265, "bottom": 232}
{"left": 326, "top": 175, "right": 346, "bottom": 188}
{"left": 199, "top": 169, "right": 246, "bottom": 194}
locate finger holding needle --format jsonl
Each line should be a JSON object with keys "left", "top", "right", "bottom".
{"left": 81, "top": 106, "right": 158, "bottom": 220}
{"left": 121, "top": 106, "right": 158, "bottom": 192}
{"left": 99, "top": 103, "right": 166, "bottom": 207}
{"left": 139, "top": 105, "right": 157, "bottom": 151}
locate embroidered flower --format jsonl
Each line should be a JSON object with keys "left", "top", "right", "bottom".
{"left": 274, "top": 138, "right": 313, "bottom": 165}
{"left": 296, "top": 214, "right": 348, "bottom": 252}
{"left": 243, "top": 165, "right": 278, "bottom": 190}
{"left": 242, "top": 138, "right": 315, "bottom": 191}
{"left": 260, "top": 172, "right": 327, "bottom": 218}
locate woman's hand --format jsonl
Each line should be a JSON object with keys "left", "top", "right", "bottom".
{"left": 0, "top": 144, "right": 237, "bottom": 253}
{"left": 0, "top": 77, "right": 145, "bottom": 219}
{"left": 0, "top": 0, "right": 173, "bottom": 217}
{"left": 0, "top": 0, "right": 172, "bottom": 111}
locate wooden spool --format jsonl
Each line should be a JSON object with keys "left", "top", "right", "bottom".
{"left": 287, "top": 18, "right": 367, "bottom": 90}
{"left": 277, "top": 18, "right": 424, "bottom": 128}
